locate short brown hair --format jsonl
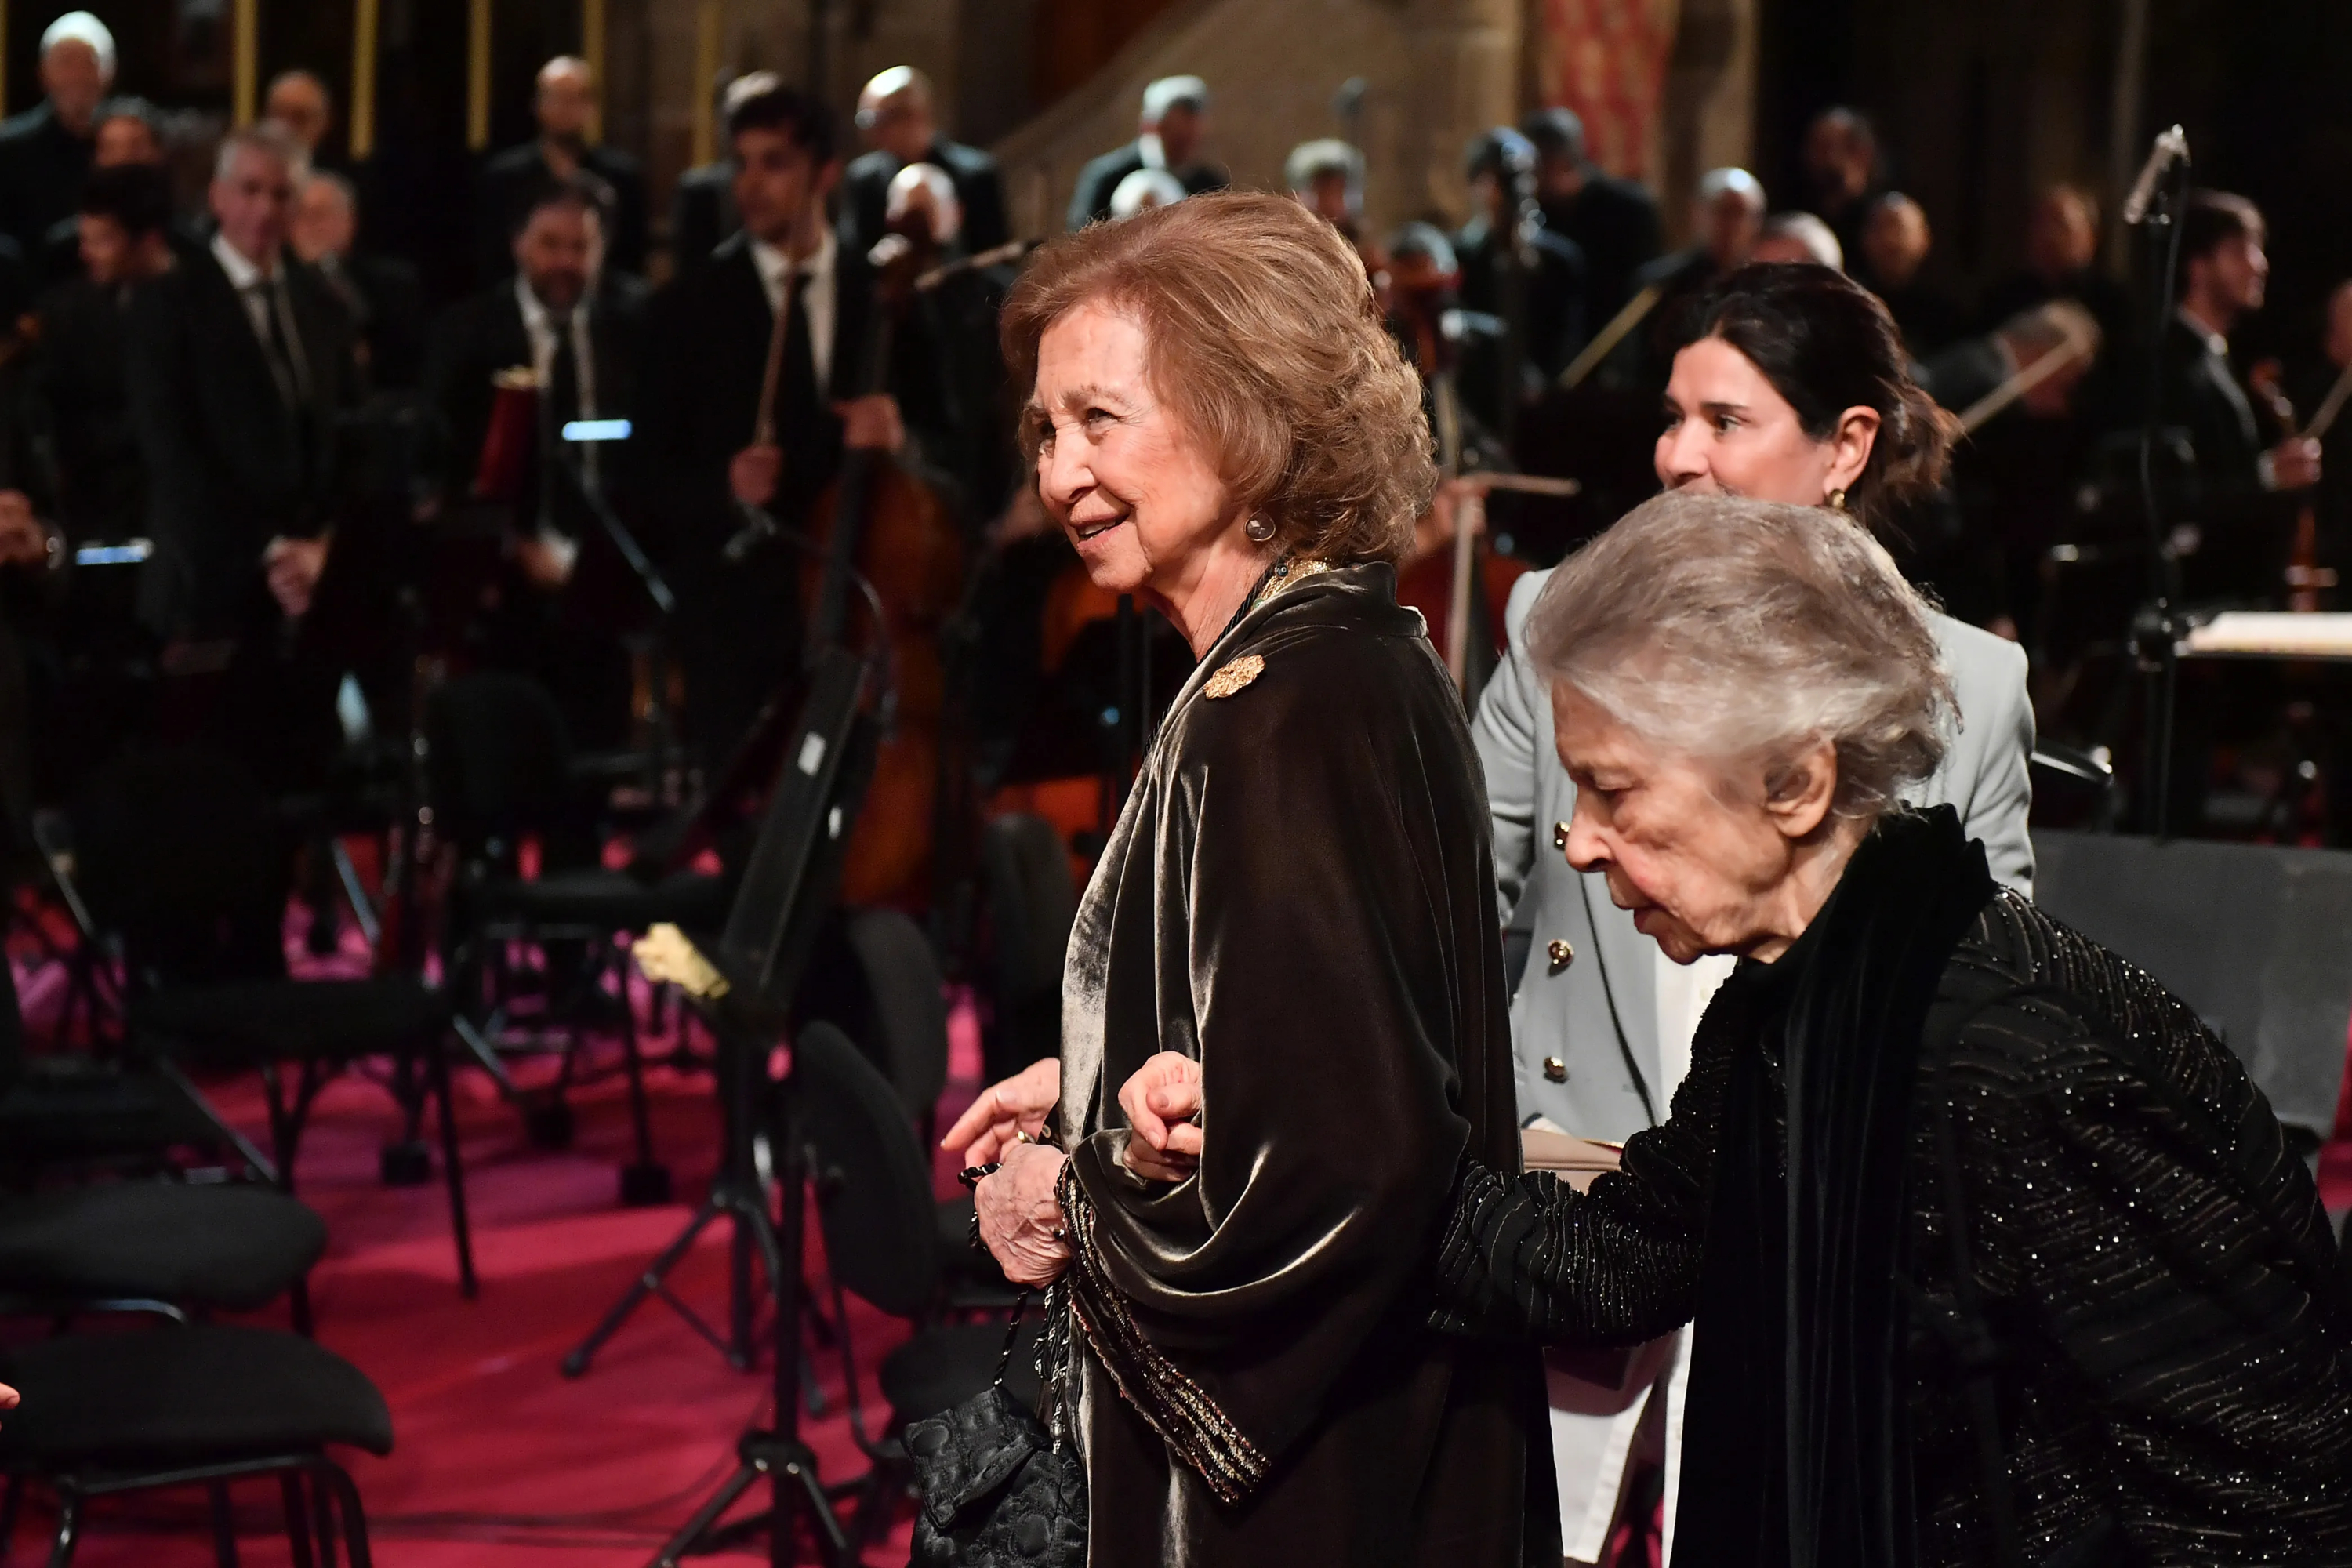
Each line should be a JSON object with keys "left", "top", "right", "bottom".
{"left": 1001, "top": 191, "right": 1433, "bottom": 564}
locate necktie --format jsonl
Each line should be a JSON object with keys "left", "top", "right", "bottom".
{"left": 249, "top": 281, "right": 301, "bottom": 410}
{"left": 781, "top": 275, "right": 821, "bottom": 426}
{"left": 540, "top": 311, "right": 583, "bottom": 531}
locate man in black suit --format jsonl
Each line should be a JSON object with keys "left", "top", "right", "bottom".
{"left": 1617, "top": 166, "right": 1764, "bottom": 390}
{"left": 477, "top": 56, "right": 648, "bottom": 282}
{"left": 291, "top": 169, "right": 427, "bottom": 393}
{"left": 670, "top": 71, "right": 779, "bottom": 270}
{"left": 32, "top": 97, "right": 178, "bottom": 291}
{"left": 841, "top": 66, "right": 1007, "bottom": 259}
{"left": 0, "top": 12, "right": 111, "bottom": 259}
{"left": 1798, "top": 106, "right": 1882, "bottom": 263}
{"left": 2156, "top": 190, "right": 2320, "bottom": 604}
{"left": 1521, "top": 107, "right": 1661, "bottom": 318}
{"left": 1856, "top": 191, "right": 1965, "bottom": 356}
{"left": 37, "top": 162, "right": 176, "bottom": 546}
{"left": 125, "top": 122, "right": 360, "bottom": 787}
{"left": 641, "top": 83, "right": 931, "bottom": 768}
{"left": 1065, "top": 76, "right": 1226, "bottom": 231}
{"left": 1453, "top": 128, "right": 1588, "bottom": 445}
{"left": 425, "top": 179, "right": 648, "bottom": 746}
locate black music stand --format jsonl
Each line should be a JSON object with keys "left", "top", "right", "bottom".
{"left": 561, "top": 649, "right": 876, "bottom": 1384}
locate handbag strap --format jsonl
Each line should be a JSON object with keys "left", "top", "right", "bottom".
{"left": 993, "top": 1290, "right": 1033, "bottom": 1388}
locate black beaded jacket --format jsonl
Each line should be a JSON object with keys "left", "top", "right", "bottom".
{"left": 1434, "top": 808, "right": 2352, "bottom": 1567}
{"left": 1051, "top": 562, "right": 1539, "bottom": 1567}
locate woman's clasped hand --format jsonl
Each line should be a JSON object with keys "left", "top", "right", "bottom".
{"left": 1117, "top": 1051, "right": 1203, "bottom": 1182}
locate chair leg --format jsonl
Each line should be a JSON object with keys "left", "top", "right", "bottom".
{"left": 208, "top": 1480, "right": 241, "bottom": 1568}
{"left": 279, "top": 1473, "right": 316, "bottom": 1568}
{"left": 310, "top": 1470, "right": 339, "bottom": 1568}
{"left": 44, "top": 1490, "right": 78, "bottom": 1568}
{"left": 619, "top": 955, "right": 659, "bottom": 1172}
{"left": 321, "top": 1462, "right": 373, "bottom": 1568}
{"left": 260, "top": 1062, "right": 296, "bottom": 1195}
{"left": 428, "top": 1030, "right": 479, "bottom": 1298}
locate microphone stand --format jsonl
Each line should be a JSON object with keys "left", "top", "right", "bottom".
{"left": 2126, "top": 130, "right": 2193, "bottom": 838}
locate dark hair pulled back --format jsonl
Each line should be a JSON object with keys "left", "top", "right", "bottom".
{"left": 1675, "top": 261, "right": 1958, "bottom": 530}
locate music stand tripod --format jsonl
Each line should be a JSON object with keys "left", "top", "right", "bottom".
{"left": 561, "top": 649, "right": 877, "bottom": 1384}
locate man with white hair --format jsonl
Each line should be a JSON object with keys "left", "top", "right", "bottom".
{"left": 125, "top": 122, "right": 360, "bottom": 789}
{"left": 1618, "top": 167, "right": 1766, "bottom": 387}
{"left": 0, "top": 10, "right": 114, "bottom": 255}
{"left": 292, "top": 169, "right": 427, "bottom": 390}
{"left": 1065, "top": 74, "right": 1227, "bottom": 230}
{"left": 477, "top": 55, "right": 647, "bottom": 281}
{"left": 843, "top": 65, "right": 1006, "bottom": 258}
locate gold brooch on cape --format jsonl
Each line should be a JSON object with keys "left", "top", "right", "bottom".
{"left": 1203, "top": 654, "right": 1265, "bottom": 699}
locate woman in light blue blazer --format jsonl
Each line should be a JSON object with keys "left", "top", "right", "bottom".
{"left": 1473, "top": 261, "right": 2035, "bottom": 1562}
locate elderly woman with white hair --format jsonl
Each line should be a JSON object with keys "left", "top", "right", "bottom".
{"left": 1125, "top": 490, "right": 2352, "bottom": 1566}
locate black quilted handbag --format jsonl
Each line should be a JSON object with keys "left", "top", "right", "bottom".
{"left": 905, "top": 1293, "right": 1086, "bottom": 1568}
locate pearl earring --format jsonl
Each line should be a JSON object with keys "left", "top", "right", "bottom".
{"left": 1244, "top": 516, "right": 1276, "bottom": 543}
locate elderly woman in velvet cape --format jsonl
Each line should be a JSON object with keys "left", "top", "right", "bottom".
{"left": 941, "top": 192, "right": 1535, "bottom": 1565}
{"left": 1123, "top": 492, "right": 2352, "bottom": 1566}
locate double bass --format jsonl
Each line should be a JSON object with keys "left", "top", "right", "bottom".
{"left": 799, "top": 204, "right": 967, "bottom": 907}
{"left": 726, "top": 181, "right": 965, "bottom": 908}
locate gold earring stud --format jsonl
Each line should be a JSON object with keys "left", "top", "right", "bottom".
{"left": 1826, "top": 488, "right": 1849, "bottom": 511}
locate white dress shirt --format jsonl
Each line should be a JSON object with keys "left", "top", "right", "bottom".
{"left": 514, "top": 277, "right": 598, "bottom": 572}
{"left": 749, "top": 227, "right": 839, "bottom": 390}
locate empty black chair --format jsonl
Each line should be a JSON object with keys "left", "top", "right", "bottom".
{"left": 64, "top": 748, "right": 475, "bottom": 1298}
{"left": 792, "top": 1022, "right": 1038, "bottom": 1542}
{"left": 0, "top": 920, "right": 266, "bottom": 1181}
{"left": 840, "top": 909, "right": 949, "bottom": 1126}
{"left": 807, "top": 912, "right": 1009, "bottom": 1308}
{"left": 0, "top": 1323, "right": 393, "bottom": 1566}
{"left": 430, "top": 672, "right": 722, "bottom": 1190}
{"left": 978, "top": 815, "right": 1076, "bottom": 1083}
{"left": 0, "top": 1183, "right": 325, "bottom": 1319}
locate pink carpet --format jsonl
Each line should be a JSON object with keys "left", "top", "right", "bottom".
{"left": 4, "top": 942, "right": 978, "bottom": 1566}
{"left": 3, "top": 905, "right": 2348, "bottom": 1567}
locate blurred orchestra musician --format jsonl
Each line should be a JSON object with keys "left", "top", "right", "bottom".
{"left": 2294, "top": 278, "right": 2352, "bottom": 598}
{"left": 1857, "top": 192, "right": 1965, "bottom": 355}
{"left": 1065, "top": 75, "right": 1227, "bottom": 231}
{"left": 1521, "top": 107, "right": 1661, "bottom": 318}
{"left": 887, "top": 161, "right": 1017, "bottom": 525}
{"left": 477, "top": 56, "right": 647, "bottom": 282}
{"left": 1750, "top": 210, "right": 1843, "bottom": 270}
{"left": 639, "top": 83, "right": 932, "bottom": 768}
{"left": 264, "top": 71, "right": 347, "bottom": 175}
{"left": 125, "top": 122, "right": 360, "bottom": 789}
{"left": 35, "top": 162, "right": 177, "bottom": 548}
{"left": 1454, "top": 128, "right": 1588, "bottom": 443}
{"left": 842, "top": 66, "right": 1007, "bottom": 259}
{"left": 34, "top": 97, "right": 171, "bottom": 289}
{"left": 2158, "top": 191, "right": 2319, "bottom": 604}
{"left": 1925, "top": 298, "right": 2104, "bottom": 644}
{"left": 669, "top": 71, "right": 777, "bottom": 270}
{"left": 0, "top": 12, "right": 112, "bottom": 262}
{"left": 291, "top": 169, "right": 426, "bottom": 392}
{"left": 1797, "top": 105, "right": 1882, "bottom": 261}
{"left": 1285, "top": 137, "right": 1370, "bottom": 264}
{"left": 423, "top": 177, "right": 648, "bottom": 746}
{"left": 1979, "top": 183, "right": 2136, "bottom": 423}
{"left": 1620, "top": 166, "right": 1763, "bottom": 387}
